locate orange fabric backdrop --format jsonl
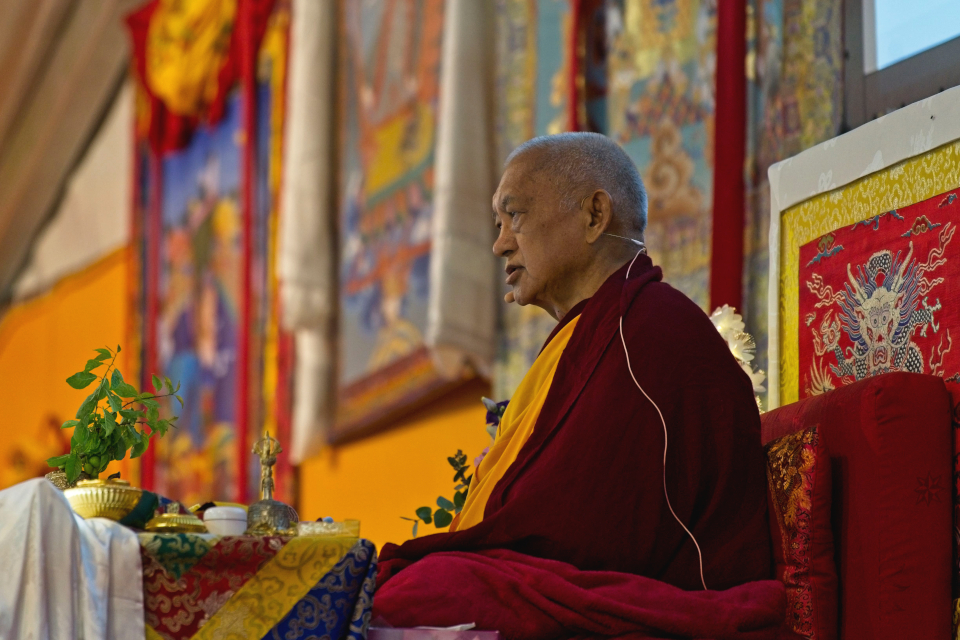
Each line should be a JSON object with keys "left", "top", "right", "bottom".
{"left": 0, "top": 249, "right": 138, "bottom": 489}
{"left": 299, "top": 379, "right": 492, "bottom": 551}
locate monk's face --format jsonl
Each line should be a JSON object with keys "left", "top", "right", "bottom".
{"left": 492, "top": 154, "right": 594, "bottom": 313}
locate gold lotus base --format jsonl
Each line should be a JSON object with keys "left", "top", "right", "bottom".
{"left": 64, "top": 479, "right": 142, "bottom": 521}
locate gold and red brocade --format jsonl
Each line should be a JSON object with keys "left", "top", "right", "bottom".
{"left": 797, "top": 187, "right": 960, "bottom": 598}
{"left": 798, "top": 188, "right": 960, "bottom": 398}
{"left": 138, "top": 533, "right": 369, "bottom": 639}
{"left": 140, "top": 534, "right": 284, "bottom": 637}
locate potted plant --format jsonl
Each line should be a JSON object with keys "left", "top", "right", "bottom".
{"left": 46, "top": 345, "right": 182, "bottom": 490}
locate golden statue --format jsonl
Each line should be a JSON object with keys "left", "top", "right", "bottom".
{"left": 245, "top": 431, "right": 299, "bottom": 536}
{"left": 253, "top": 431, "right": 281, "bottom": 500}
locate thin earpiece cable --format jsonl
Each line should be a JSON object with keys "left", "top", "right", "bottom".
{"left": 621, "top": 250, "right": 708, "bottom": 591}
{"left": 604, "top": 233, "right": 647, "bottom": 252}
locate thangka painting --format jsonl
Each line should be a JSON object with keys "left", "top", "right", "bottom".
{"left": 152, "top": 93, "right": 244, "bottom": 505}
{"left": 580, "top": 0, "right": 610, "bottom": 134}
{"left": 798, "top": 188, "right": 960, "bottom": 398}
{"left": 133, "top": 0, "right": 292, "bottom": 505}
{"left": 493, "top": 0, "right": 575, "bottom": 400}
{"left": 335, "top": 0, "right": 452, "bottom": 438}
{"left": 607, "top": 0, "right": 717, "bottom": 309}
{"left": 741, "top": 0, "right": 843, "bottom": 406}
{"left": 494, "top": 0, "right": 573, "bottom": 161}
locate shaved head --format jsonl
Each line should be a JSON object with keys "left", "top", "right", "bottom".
{"left": 505, "top": 132, "right": 648, "bottom": 234}
{"left": 492, "top": 132, "right": 650, "bottom": 320}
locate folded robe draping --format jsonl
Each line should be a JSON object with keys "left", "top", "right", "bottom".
{"left": 374, "top": 256, "right": 787, "bottom": 639}
{"left": 454, "top": 315, "right": 580, "bottom": 531}
{"left": 375, "top": 549, "right": 788, "bottom": 640}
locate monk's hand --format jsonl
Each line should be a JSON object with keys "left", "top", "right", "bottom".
{"left": 504, "top": 291, "right": 516, "bottom": 303}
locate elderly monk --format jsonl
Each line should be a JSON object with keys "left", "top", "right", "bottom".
{"left": 373, "top": 133, "right": 789, "bottom": 640}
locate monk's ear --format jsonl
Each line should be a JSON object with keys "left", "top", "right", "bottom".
{"left": 583, "top": 190, "right": 614, "bottom": 244}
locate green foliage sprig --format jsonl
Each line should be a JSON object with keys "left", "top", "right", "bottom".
{"left": 46, "top": 346, "right": 182, "bottom": 483}
{"left": 401, "top": 450, "right": 472, "bottom": 537}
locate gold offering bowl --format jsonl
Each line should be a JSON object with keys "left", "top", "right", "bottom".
{"left": 145, "top": 500, "right": 208, "bottom": 533}
{"left": 145, "top": 512, "right": 207, "bottom": 534}
{"left": 64, "top": 478, "right": 142, "bottom": 521}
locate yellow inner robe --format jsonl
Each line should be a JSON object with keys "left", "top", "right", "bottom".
{"left": 452, "top": 315, "right": 581, "bottom": 531}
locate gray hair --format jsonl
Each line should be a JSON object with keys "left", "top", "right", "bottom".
{"left": 505, "top": 132, "right": 648, "bottom": 233}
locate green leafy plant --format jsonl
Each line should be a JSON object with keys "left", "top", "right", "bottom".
{"left": 401, "top": 450, "right": 473, "bottom": 537}
{"left": 46, "top": 346, "right": 182, "bottom": 483}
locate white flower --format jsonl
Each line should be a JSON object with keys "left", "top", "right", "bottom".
{"left": 710, "top": 305, "right": 745, "bottom": 341}
{"left": 741, "top": 362, "right": 766, "bottom": 394}
{"left": 712, "top": 306, "right": 763, "bottom": 405}
{"left": 726, "top": 331, "right": 756, "bottom": 363}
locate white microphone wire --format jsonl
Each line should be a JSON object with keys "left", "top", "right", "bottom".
{"left": 620, "top": 250, "right": 708, "bottom": 591}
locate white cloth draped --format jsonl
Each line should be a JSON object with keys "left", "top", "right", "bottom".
{"left": 427, "top": 0, "right": 499, "bottom": 380}
{"left": 0, "top": 478, "right": 145, "bottom": 640}
{"left": 278, "top": 0, "right": 337, "bottom": 463}
{"left": 12, "top": 81, "right": 133, "bottom": 302}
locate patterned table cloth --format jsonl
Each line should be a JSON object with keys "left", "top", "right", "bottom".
{"left": 139, "top": 533, "right": 376, "bottom": 640}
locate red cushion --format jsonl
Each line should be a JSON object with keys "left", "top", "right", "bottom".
{"left": 761, "top": 373, "right": 952, "bottom": 640}
{"left": 947, "top": 382, "right": 960, "bottom": 634}
{"left": 765, "top": 425, "right": 837, "bottom": 640}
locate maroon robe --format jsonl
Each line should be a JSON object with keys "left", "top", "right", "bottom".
{"left": 374, "top": 257, "right": 787, "bottom": 639}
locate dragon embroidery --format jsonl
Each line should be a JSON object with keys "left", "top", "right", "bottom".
{"left": 821, "top": 245, "right": 941, "bottom": 380}
{"left": 803, "top": 206, "right": 958, "bottom": 397}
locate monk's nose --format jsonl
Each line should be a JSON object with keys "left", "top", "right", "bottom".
{"left": 493, "top": 226, "right": 515, "bottom": 257}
